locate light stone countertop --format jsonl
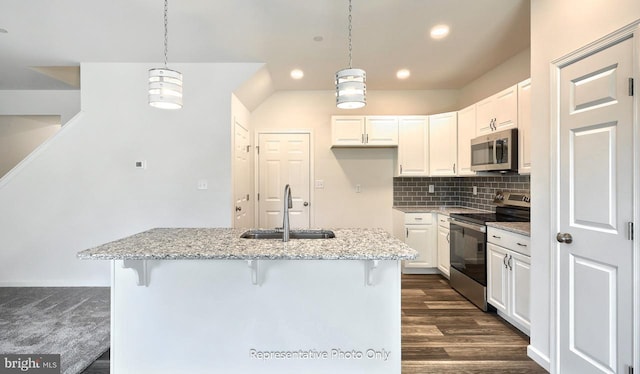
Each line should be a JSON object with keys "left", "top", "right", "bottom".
{"left": 486, "top": 222, "right": 531, "bottom": 236}
{"left": 393, "top": 206, "right": 490, "bottom": 215}
{"left": 77, "top": 228, "right": 417, "bottom": 261}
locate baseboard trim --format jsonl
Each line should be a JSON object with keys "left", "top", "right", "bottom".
{"left": 0, "top": 281, "right": 110, "bottom": 287}
{"left": 402, "top": 267, "right": 440, "bottom": 275}
{"left": 527, "top": 345, "right": 551, "bottom": 372}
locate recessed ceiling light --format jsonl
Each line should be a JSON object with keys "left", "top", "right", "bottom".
{"left": 313, "top": 36, "right": 324, "bottom": 42}
{"left": 396, "top": 69, "right": 411, "bottom": 79}
{"left": 430, "top": 24, "right": 450, "bottom": 39}
{"left": 290, "top": 69, "right": 304, "bottom": 79}
{"left": 0, "top": 28, "right": 8, "bottom": 34}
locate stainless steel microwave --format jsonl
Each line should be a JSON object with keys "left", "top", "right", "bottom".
{"left": 470, "top": 128, "right": 518, "bottom": 172}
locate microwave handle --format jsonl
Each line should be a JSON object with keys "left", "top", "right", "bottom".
{"left": 494, "top": 141, "right": 499, "bottom": 164}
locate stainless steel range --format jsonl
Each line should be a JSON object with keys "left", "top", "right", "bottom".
{"left": 448, "top": 192, "right": 530, "bottom": 311}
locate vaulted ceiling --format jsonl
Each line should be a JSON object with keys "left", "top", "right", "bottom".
{"left": 0, "top": 0, "right": 530, "bottom": 91}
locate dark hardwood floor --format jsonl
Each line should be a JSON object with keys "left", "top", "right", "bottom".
{"left": 402, "top": 274, "right": 547, "bottom": 373}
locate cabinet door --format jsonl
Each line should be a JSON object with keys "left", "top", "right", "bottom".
{"left": 494, "top": 85, "right": 518, "bottom": 131}
{"left": 437, "top": 225, "right": 450, "bottom": 277}
{"left": 331, "top": 116, "right": 365, "bottom": 146}
{"left": 398, "top": 116, "right": 429, "bottom": 176}
{"left": 457, "top": 104, "right": 476, "bottom": 176}
{"left": 365, "top": 116, "right": 398, "bottom": 146}
{"left": 405, "top": 225, "right": 435, "bottom": 268}
{"left": 475, "top": 96, "right": 495, "bottom": 135}
{"left": 428, "top": 112, "right": 457, "bottom": 176}
{"left": 487, "top": 243, "right": 509, "bottom": 314}
{"left": 509, "top": 250, "right": 531, "bottom": 332}
{"left": 517, "top": 79, "right": 531, "bottom": 174}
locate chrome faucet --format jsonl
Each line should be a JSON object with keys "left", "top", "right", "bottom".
{"left": 282, "top": 184, "right": 293, "bottom": 242}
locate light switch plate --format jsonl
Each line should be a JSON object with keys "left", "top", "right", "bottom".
{"left": 473, "top": 186, "right": 478, "bottom": 195}
{"left": 355, "top": 184, "right": 362, "bottom": 193}
{"left": 428, "top": 185, "right": 435, "bottom": 193}
{"left": 197, "top": 179, "right": 208, "bottom": 190}
{"left": 315, "top": 180, "right": 324, "bottom": 189}
{"left": 135, "top": 160, "right": 146, "bottom": 169}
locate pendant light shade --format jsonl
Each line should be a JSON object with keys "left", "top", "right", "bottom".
{"left": 149, "top": 0, "right": 182, "bottom": 110}
{"left": 149, "top": 68, "right": 183, "bottom": 109}
{"left": 335, "top": 0, "right": 366, "bottom": 109}
{"left": 336, "top": 68, "right": 366, "bottom": 109}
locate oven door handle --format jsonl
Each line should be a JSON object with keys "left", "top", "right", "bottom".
{"left": 449, "top": 218, "right": 486, "bottom": 233}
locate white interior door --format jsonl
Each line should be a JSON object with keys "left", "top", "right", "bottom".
{"left": 233, "top": 119, "right": 252, "bottom": 228}
{"left": 257, "top": 133, "right": 310, "bottom": 229}
{"left": 558, "top": 36, "right": 634, "bottom": 374}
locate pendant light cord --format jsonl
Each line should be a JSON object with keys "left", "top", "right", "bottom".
{"left": 347, "top": 0, "right": 353, "bottom": 69}
{"left": 164, "top": 0, "right": 169, "bottom": 68}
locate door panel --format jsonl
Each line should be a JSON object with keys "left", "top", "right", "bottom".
{"left": 258, "top": 133, "right": 310, "bottom": 230}
{"left": 233, "top": 119, "right": 252, "bottom": 228}
{"left": 487, "top": 244, "right": 508, "bottom": 313}
{"left": 571, "top": 124, "right": 617, "bottom": 231}
{"left": 558, "top": 36, "right": 633, "bottom": 374}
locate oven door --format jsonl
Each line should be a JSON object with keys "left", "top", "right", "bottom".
{"left": 449, "top": 218, "right": 487, "bottom": 286}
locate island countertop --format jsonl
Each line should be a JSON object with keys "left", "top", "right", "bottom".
{"left": 77, "top": 228, "right": 417, "bottom": 261}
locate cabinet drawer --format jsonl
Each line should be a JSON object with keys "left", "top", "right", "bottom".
{"left": 437, "top": 214, "right": 450, "bottom": 228}
{"left": 487, "top": 227, "right": 530, "bottom": 256}
{"left": 404, "top": 213, "right": 433, "bottom": 225}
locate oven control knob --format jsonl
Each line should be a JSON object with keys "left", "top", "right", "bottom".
{"left": 556, "top": 232, "right": 573, "bottom": 244}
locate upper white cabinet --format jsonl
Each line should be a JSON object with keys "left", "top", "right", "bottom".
{"left": 429, "top": 112, "right": 457, "bottom": 176}
{"left": 476, "top": 84, "right": 518, "bottom": 136}
{"left": 397, "top": 116, "right": 429, "bottom": 176}
{"left": 456, "top": 104, "right": 476, "bottom": 176}
{"left": 331, "top": 116, "right": 398, "bottom": 147}
{"left": 517, "top": 79, "right": 531, "bottom": 174}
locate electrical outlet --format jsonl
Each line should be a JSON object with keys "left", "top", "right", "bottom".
{"left": 473, "top": 186, "right": 478, "bottom": 195}
{"left": 135, "top": 160, "right": 146, "bottom": 169}
{"left": 355, "top": 184, "right": 362, "bottom": 193}
{"left": 428, "top": 185, "right": 435, "bottom": 193}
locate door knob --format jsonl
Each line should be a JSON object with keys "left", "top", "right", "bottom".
{"left": 556, "top": 232, "right": 573, "bottom": 244}
{"left": 303, "top": 201, "right": 309, "bottom": 207}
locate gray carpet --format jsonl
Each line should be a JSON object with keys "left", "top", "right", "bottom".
{"left": 0, "top": 287, "right": 110, "bottom": 374}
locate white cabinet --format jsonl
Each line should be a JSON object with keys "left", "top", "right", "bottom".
{"left": 331, "top": 116, "right": 398, "bottom": 147}
{"left": 436, "top": 214, "right": 450, "bottom": 278}
{"left": 397, "top": 116, "right": 429, "bottom": 176}
{"left": 456, "top": 104, "right": 476, "bottom": 176}
{"left": 392, "top": 210, "right": 437, "bottom": 273}
{"left": 428, "top": 112, "right": 457, "bottom": 176}
{"left": 517, "top": 79, "right": 531, "bottom": 174}
{"left": 476, "top": 84, "right": 518, "bottom": 135}
{"left": 487, "top": 227, "right": 531, "bottom": 335}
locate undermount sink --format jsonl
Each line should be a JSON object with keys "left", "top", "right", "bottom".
{"left": 240, "top": 229, "right": 335, "bottom": 240}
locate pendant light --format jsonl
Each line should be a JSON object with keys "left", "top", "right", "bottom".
{"left": 335, "top": 0, "right": 366, "bottom": 109}
{"left": 148, "top": 0, "right": 182, "bottom": 109}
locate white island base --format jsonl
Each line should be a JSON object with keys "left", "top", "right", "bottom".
{"left": 111, "top": 259, "right": 402, "bottom": 374}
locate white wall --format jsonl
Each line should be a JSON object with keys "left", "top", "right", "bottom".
{"left": 0, "top": 116, "right": 61, "bottom": 177}
{"left": 0, "top": 90, "right": 80, "bottom": 124}
{"left": 530, "top": 1, "right": 640, "bottom": 369}
{"left": 0, "top": 62, "right": 262, "bottom": 286}
{"left": 458, "top": 48, "right": 531, "bottom": 108}
{"left": 250, "top": 90, "right": 459, "bottom": 232}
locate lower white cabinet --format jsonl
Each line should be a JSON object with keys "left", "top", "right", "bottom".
{"left": 436, "top": 214, "right": 450, "bottom": 278}
{"left": 392, "top": 210, "right": 438, "bottom": 273}
{"left": 487, "top": 227, "right": 531, "bottom": 335}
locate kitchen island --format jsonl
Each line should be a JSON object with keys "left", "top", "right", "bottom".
{"left": 78, "top": 228, "right": 415, "bottom": 374}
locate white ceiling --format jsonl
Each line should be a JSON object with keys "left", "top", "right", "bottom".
{"left": 0, "top": 0, "right": 530, "bottom": 91}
